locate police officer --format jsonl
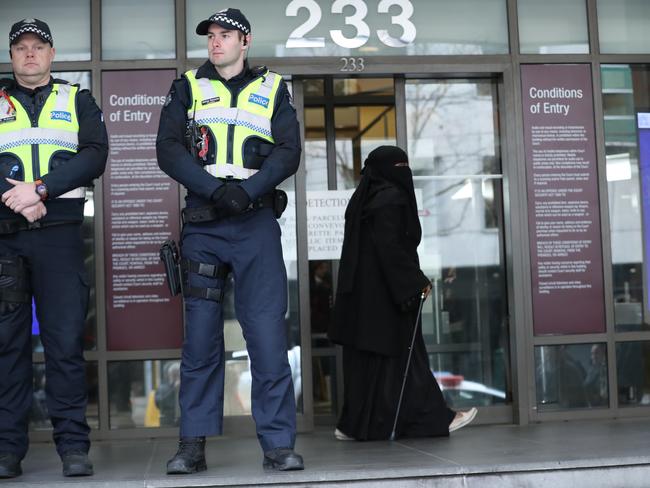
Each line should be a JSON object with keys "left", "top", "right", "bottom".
{"left": 0, "top": 19, "right": 108, "bottom": 478}
{"left": 156, "top": 8, "right": 303, "bottom": 474}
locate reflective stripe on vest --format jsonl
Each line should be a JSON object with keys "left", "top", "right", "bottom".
{"left": 184, "top": 69, "right": 281, "bottom": 178}
{"left": 0, "top": 83, "right": 84, "bottom": 199}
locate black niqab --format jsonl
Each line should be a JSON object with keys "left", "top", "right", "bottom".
{"left": 337, "top": 145, "right": 421, "bottom": 294}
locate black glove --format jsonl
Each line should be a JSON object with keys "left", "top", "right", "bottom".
{"left": 213, "top": 184, "right": 251, "bottom": 215}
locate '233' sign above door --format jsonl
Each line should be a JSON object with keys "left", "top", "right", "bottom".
{"left": 285, "top": 0, "right": 416, "bottom": 49}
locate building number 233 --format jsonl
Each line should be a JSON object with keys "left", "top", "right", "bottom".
{"left": 285, "top": 0, "right": 416, "bottom": 49}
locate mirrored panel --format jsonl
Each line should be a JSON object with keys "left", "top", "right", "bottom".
{"left": 102, "top": 0, "right": 175, "bottom": 60}
{"left": 601, "top": 64, "right": 650, "bottom": 332}
{"left": 598, "top": 0, "right": 650, "bottom": 54}
{"left": 616, "top": 341, "right": 650, "bottom": 407}
{"left": 518, "top": 0, "right": 589, "bottom": 54}
{"left": 0, "top": 0, "right": 91, "bottom": 63}
{"left": 29, "top": 362, "right": 99, "bottom": 431}
{"left": 535, "top": 344, "right": 609, "bottom": 410}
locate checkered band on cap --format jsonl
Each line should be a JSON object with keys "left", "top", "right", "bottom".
{"left": 9, "top": 19, "right": 53, "bottom": 46}
{"left": 196, "top": 8, "right": 251, "bottom": 36}
{"left": 209, "top": 13, "right": 250, "bottom": 35}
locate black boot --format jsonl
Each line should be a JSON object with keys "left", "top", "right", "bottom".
{"left": 61, "top": 450, "right": 93, "bottom": 477}
{"left": 166, "top": 437, "right": 207, "bottom": 474}
{"left": 263, "top": 447, "right": 304, "bottom": 471}
{"left": 0, "top": 452, "right": 22, "bottom": 478}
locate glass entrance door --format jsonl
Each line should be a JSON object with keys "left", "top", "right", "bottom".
{"left": 297, "top": 75, "right": 511, "bottom": 423}
{"left": 302, "top": 77, "right": 397, "bottom": 421}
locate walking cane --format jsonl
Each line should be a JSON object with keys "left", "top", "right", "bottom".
{"left": 389, "top": 291, "right": 427, "bottom": 441}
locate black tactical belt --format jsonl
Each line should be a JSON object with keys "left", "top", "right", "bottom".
{"left": 182, "top": 192, "right": 275, "bottom": 224}
{"left": 0, "top": 219, "right": 77, "bottom": 235}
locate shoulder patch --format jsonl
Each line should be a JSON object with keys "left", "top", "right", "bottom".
{"left": 164, "top": 86, "right": 175, "bottom": 107}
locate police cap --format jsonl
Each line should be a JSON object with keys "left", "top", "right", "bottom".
{"left": 9, "top": 18, "right": 53, "bottom": 47}
{"left": 196, "top": 8, "right": 251, "bottom": 36}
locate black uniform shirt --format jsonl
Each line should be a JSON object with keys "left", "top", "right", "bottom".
{"left": 0, "top": 76, "right": 108, "bottom": 222}
{"left": 156, "top": 60, "right": 301, "bottom": 205}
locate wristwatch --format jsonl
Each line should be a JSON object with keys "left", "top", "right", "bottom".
{"left": 34, "top": 179, "right": 48, "bottom": 201}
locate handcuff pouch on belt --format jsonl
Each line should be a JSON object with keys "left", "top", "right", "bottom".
{"left": 181, "top": 189, "right": 288, "bottom": 224}
{"left": 181, "top": 258, "right": 230, "bottom": 303}
{"left": 159, "top": 240, "right": 182, "bottom": 296}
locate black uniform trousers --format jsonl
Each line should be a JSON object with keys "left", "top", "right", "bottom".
{"left": 179, "top": 207, "right": 296, "bottom": 452}
{"left": 0, "top": 224, "right": 90, "bottom": 459}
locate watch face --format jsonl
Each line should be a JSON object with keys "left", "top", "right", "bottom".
{"left": 36, "top": 184, "right": 47, "bottom": 196}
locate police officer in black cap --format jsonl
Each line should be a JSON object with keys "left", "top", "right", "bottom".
{"left": 156, "top": 7, "right": 303, "bottom": 474}
{"left": 0, "top": 19, "right": 107, "bottom": 478}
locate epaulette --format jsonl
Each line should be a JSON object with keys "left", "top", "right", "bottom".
{"left": 251, "top": 65, "right": 268, "bottom": 77}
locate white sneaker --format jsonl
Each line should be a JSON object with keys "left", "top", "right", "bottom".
{"left": 449, "top": 407, "right": 478, "bottom": 433}
{"left": 334, "top": 428, "right": 354, "bottom": 441}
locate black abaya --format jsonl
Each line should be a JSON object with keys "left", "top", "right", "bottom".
{"left": 328, "top": 145, "right": 455, "bottom": 440}
{"left": 338, "top": 335, "right": 455, "bottom": 440}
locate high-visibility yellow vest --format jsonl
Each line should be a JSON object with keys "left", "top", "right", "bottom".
{"left": 184, "top": 68, "right": 281, "bottom": 180}
{"left": 0, "top": 83, "right": 84, "bottom": 198}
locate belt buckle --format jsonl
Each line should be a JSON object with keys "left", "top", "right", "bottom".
{"left": 27, "top": 222, "right": 42, "bottom": 230}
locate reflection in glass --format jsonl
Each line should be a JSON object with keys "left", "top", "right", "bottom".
{"left": 30, "top": 362, "right": 98, "bottom": 430}
{"left": 310, "top": 261, "right": 333, "bottom": 336}
{"left": 406, "top": 80, "right": 499, "bottom": 177}
{"left": 601, "top": 64, "right": 650, "bottom": 331}
{"left": 102, "top": 0, "right": 175, "bottom": 60}
{"left": 517, "top": 0, "right": 589, "bottom": 54}
{"left": 304, "top": 79, "right": 325, "bottom": 98}
{"left": 535, "top": 344, "right": 609, "bottom": 410}
{"left": 333, "top": 79, "right": 394, "bottom": 97}
{"left": 406, "top": 79, "right": 509, "bottom": 407}
{"left": 598, "top": 0, "right": 650, "bottom": 54}
{"left": 312, "top": 355, "right": 339, "bottom": 416}
{"left": 0, "top": 0, "right": 91, "bottom": 63}
{"left": 304, "top": 108, "right": 328, "bottom": 190}
{"left": 430, "top": 353, "right": 506, "bottom": 408}
{"left": 335, "top": 106, "right": 396, "bottom": 189}
{"left": 617, "top": 341, "right": 650, "bottom": 406}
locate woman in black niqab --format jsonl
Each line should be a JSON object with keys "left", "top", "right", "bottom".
{"left": 329, "top": 145, "right": 476, "bottom": 441}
